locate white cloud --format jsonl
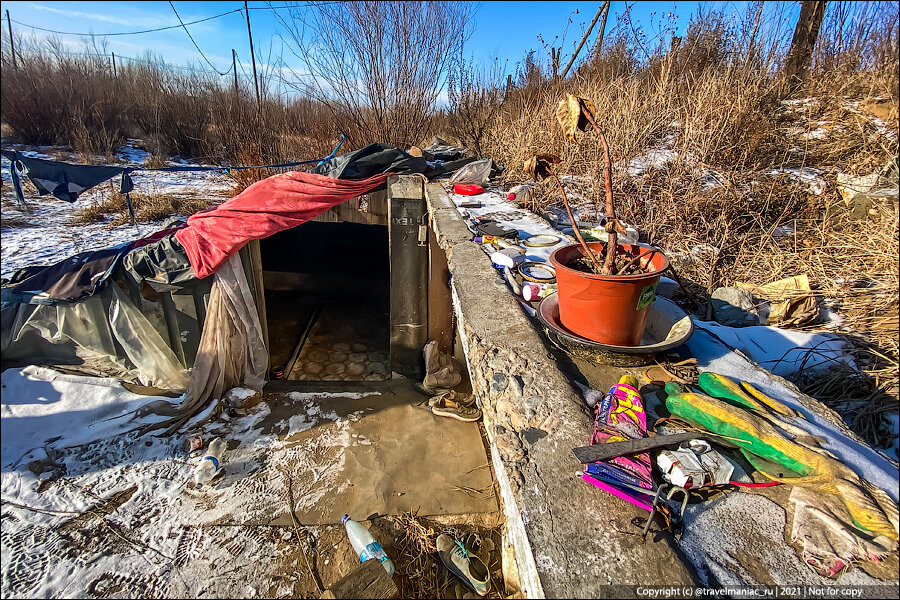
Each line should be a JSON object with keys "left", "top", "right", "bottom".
{"left": 26, "top": 3, "right": 161, "bottom": 28}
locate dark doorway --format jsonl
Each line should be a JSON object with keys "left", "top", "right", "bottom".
{"left": 260, "top": 220, "right": 390, "bottom": 381}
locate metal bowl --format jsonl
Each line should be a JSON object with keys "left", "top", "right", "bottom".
{"left": 536, "top": 293, "right": 694, "bottom": 366}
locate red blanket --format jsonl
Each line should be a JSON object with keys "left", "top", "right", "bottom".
{"left": 174, "top": 171, "right": 390, "bottom": 279}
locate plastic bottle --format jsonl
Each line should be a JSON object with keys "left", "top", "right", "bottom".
{"left": 507, "top": 184, "right": 534, "bottom": 204}
{"left": 193, "top": 436, "right": 226, "bottom": 487}
{"left": 341, "top": 515, "right": 396, "bottom": 576}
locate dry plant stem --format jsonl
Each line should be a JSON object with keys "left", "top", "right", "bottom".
{"left": 550, "top": 171, "right": 603, "bottom": 274}
{"left": 597, "top": 131, "right": 618, "bottom": 276}
{"left": 617, "top": 247, "right": 659, "bottom": 275}
{"left": 580, "top": 113, "right": 618, "bottom": 276}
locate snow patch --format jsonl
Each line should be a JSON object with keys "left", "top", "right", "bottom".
{"left": 766, "top": 166, "right": 827, "bottom": 195}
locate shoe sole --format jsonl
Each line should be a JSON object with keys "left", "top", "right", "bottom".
{"left": 431, "top": 408, "right": 481, "bottom": 422}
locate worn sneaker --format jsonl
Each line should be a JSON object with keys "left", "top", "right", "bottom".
{"left": 436, "top": 533, "right": 490, "bottom": 597}
{"left": 429, "top": 391, "right": 482, "bottom": 422}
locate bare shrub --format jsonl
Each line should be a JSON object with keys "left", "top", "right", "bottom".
{"left": 70, "top": 186, "right": 218, "bottom": 226}
{"left": 446, "top": 56, "right": 509, "bottom": 158}
{"left": 276, "top": 1, "right": 474, "bottom": 149}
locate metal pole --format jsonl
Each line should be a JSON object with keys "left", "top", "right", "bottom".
{"left": 6, "top": 10, "right": 16, "bottom": 69}
{"left": 111, "top": 52, "right": 117, "bottom": 77}
{"left": 244, "top": 1, "right": 261, "bottom": 110}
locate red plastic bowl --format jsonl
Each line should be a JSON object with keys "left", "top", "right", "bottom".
{"left": 453, "top": 183, "right": 484, "bottom": 195}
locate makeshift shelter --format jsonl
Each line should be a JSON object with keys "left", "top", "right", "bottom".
{"left": 1, "top": 141, "right": 471, "bottom": 432}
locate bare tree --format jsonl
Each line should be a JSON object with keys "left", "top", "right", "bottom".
{"left": 275, "top": 1, "right": 473, "bottom": 149}
{"left": 782, "top": 0, "right": 827, "bottom": 94}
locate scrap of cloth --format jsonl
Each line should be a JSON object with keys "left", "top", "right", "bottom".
{"left": 174, "top": 170, "right": 391, "bottom": 279}
{"left": 1, "top": 150, "right": 127, "bottom": 202}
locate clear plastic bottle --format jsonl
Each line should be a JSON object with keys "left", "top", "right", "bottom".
{"left": 193, "top": 436, "right": 226, "bottom": 487}
{"left": 341, "top": 515, "right": 396, "bottom": 576}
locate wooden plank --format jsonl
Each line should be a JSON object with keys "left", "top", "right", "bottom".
{"left": 388, "top": 175, "right": 428, "bottom": 379}
{"left": 312, "top": 190, "right": 389, "bottom": 226}
{"left": 320, "top": 559, "right": 398, "bottom": 599}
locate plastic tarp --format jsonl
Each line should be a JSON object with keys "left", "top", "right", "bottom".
{"left": 174, "top": 171, "right": 391, "bottom": 279}
{"left": 136, "top": 254, "right": 267, "bottom": 435}
{"left": 312, "top": 143, "right": 430, "bottom": 179}
{"left": 1, "top": 281, "right": 188, "bottom": 390}
{"left": 1, "top": 243, "right": 132, "bottom": 306}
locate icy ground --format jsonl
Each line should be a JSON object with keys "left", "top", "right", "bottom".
{"left": 1, "top": 141, "right": 233, "bottom": 278}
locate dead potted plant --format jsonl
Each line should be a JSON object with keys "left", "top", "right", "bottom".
{"left": 526, "top": 94, "right": 669, "bottom": 346}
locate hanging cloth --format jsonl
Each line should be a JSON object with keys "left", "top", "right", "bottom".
{"left": 0, "top": 150, "right": 127, "bottom": 203}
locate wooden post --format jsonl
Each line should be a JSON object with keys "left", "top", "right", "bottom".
{"left": 232, "top": 49, "right": 239, "bottom": 95}
{"left": 561, "top": 2, "right": 607, "bottom": 78}
{"left": 783, "top": 0, "right": 827, "bottom": 94}
{"left": 388, "top": 175, "right": 428, "bottom": 380}
{"left": 244, "top": 1, "right": 261, "bottom": 111}
{"left": 551, "top": 47, "right": 560, "bottom": 78}
{"left": 592, "top": 0, "right": 611, "bottom": 58}
{"left": 6, "top": 10, "right": 16, "bottom": 69}
{"left": 247, "top": 239, "right": 269, "bottom": 362}
{"left": 111, "top": 52, "right": 117, "bottom": 78}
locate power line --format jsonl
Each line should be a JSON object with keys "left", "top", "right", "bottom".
{"left": 42, "top": 49, "right": 233, "bottom": 75}
{"left": 168, "top": 1, "right": 231, "bottom": 76}
{"left": 10, "top": 8, "right": 242, "bottom": 37}
{"left": 7, "top": 2, "right": 344, "bottom": 38}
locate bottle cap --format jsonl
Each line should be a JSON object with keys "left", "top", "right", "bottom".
{"left": 341, "top": 514, "right": 350, "bottom": 524}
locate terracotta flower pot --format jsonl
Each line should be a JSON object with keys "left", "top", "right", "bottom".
{"left": 549, "top": 242, "right": 670, "bottom": 346}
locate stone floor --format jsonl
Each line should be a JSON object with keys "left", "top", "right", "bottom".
{"left": 287, "top": 302, "right": 390, "bottom": 381}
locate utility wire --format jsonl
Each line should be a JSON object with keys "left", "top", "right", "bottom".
{"left": 168, "top": 1, "right": 231, "bottom": 76}
{"left": 7, "top": 2, "right": 343, "bottom": 38}
{"left": 10, "top": 8, "right": 242, "bottom": 37}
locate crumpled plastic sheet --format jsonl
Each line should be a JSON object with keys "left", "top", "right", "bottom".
{"left": 137, "top": 253, "right": 267, "bottom": 435}
{"left": 2, "top": 282, "right": 187, "bottom": 390}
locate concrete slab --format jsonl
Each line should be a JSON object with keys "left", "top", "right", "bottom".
{"left": 424, "top": 180, "right": 698, "bottom": 597}
{"left": 262, "top": 379, "right": 498, "bottom": 525}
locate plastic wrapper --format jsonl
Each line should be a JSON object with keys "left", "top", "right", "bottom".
{"left": 449, "top": 159, "right": 492, "bottom": 186}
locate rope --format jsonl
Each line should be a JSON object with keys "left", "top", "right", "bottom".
{"left": 137, "top": 134, "right": 345, "bottom": 173}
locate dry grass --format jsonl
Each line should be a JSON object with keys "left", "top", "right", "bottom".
{"left": 452, "top": 3, "right": 899, "bottom": 451}
{"left": 70, "top": 185, "right": 219, "bottom": 227}
{"left": 386, "top": 512, "right": 507, "bottom": 599}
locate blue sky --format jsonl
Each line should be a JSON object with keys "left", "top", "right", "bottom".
{"left": 1, "top": 1, "right": 795, "bottom": 84}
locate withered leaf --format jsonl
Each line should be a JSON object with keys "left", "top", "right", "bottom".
{"left": 557, "top": 93, "right": 597, "bottom": 143}
{"left": 524, "top": 154, "right": 561, "bottom": 182}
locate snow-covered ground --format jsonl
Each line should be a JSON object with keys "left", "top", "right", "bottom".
{"left": 1, "top": 141, "right": 233, "bottom": 278}
{"left": 0, "top": 367, "right": 370, "bottom": 598}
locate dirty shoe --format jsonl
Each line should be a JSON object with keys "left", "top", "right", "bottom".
{"left": 436, "top": 533, "right": 490, "bottom": 597}
{"left": 429, "top": 391, "right": 482, "bottom": 423}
